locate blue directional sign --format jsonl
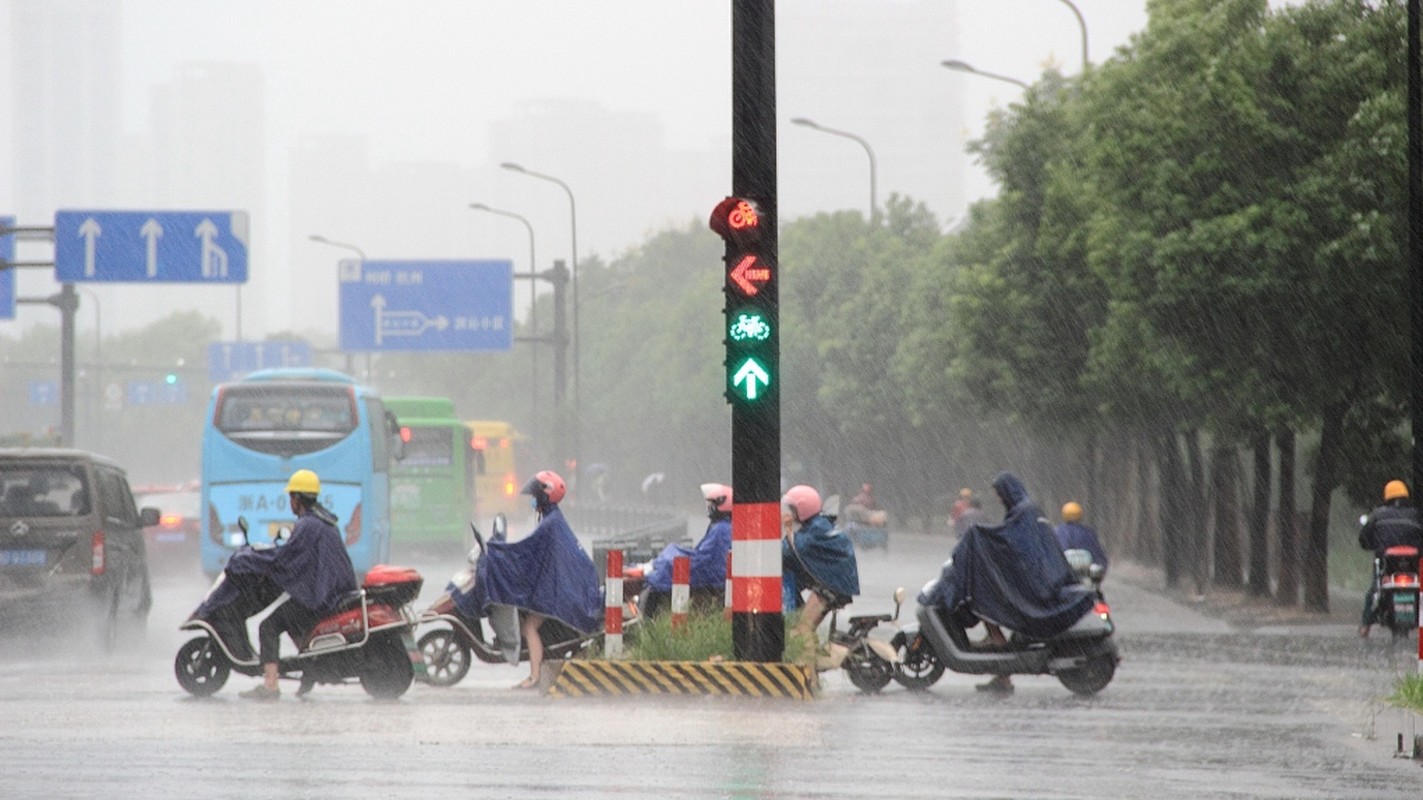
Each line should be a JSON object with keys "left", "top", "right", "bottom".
{"left": 208, "top": 340, "right": 313, "bottom": 383}
{"left": 338, "top": 260, "right": 513, "bottom": 353}
{"left": 54, "top": 210, "right": 249, "bottom": 283}
{"left": 28, "top": 380, "right": 58, "bottom": 406}
{"left": 0, "top": 215, "right": 15, "bottom": 319}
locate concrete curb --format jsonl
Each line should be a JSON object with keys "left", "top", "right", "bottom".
{"left": 1380, "top": 705, "right": 1423, "bottom": 761}
{"left": 541, "top": 659, "right": 817, "bottom": 699}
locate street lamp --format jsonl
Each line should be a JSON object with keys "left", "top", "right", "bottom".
{"left": 1054, "top": 0, "right": 1090, "bottom": 71}
{"left": 309, "top": 234, "right": 367, "bottom": 375}
{"left": 308, "top": 234, "right": 367, "bottom": 260}
{"left": 500, "top": 162, "right": 580, "bottom": 487}
{"left": 470, "top": 202, "right": 542, "bottom": 452}
{"left": 940, "top": 59, "right": 1031, "bottom": 90}
{"left": 790, "top": 117, "right": 879, "bottom": 224}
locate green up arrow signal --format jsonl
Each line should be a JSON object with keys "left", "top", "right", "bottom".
{"left": 732, "top": 357, "right": 770, "bottom": 401}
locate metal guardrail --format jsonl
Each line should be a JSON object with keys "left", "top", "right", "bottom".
{"left": 566, "top": 502, "right": 691, "bottom": 583}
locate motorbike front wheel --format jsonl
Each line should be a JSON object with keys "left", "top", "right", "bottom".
{"left": 845, "top": 645, "right": 895, "bottom": 693}
{"left": 890, "top": 632, "right": 945, "bottom": 691}
{"left": 174, "top": 636, "right": 230, "bottom": 697}
{"left": 1056, "top": 653, "right": 1116, "bottom": 696}
{"left": 418, "top": 628, "right": 472, "bottom": 687}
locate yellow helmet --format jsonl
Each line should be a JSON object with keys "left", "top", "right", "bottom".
{"left": 1061, "top": 501, "right": 1083, "bottom": 522}
{"left": 1384, "top": 480, "right": 1409, "bottom": 502}
{"left": 285, "top": 469, "right": 321, "bottom": 495}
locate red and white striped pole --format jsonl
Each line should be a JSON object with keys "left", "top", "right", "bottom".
{"left": 671, "top": 555, "right": 691, "bottom": 631}
{"left": 605, "top": 549, "right": 623, "bottom": 659}
{"left": 732, "top": 502, "right": 784, "bottom": 660}
{"left": 725, "top": 550, "right": 734, "bottom": 620}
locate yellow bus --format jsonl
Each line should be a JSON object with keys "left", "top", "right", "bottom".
{"left": 464, "top": 420, "right": 521, "bottom": 520}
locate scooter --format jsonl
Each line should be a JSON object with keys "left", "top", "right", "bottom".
{"left": 173, "top": 518, "right": 425, "bottom": 699}
{"left": 815, "top": 589, "right": 905, "bottom": 693}
{"left": 416, "top": 514, "right": 601, "bottom": 687}
{"left": 1371, "top": 544, "right": 1420, "bottom": 639}
{"left": 890, "top": 559, "right": 1119, "bottom": 696}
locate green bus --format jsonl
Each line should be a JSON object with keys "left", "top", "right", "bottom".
{"left": 386, "top": 396, "right": 476, "bottom": 548}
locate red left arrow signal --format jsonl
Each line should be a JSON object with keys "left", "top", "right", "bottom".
{"left": 729, "top": 255, "right": 772, "bottom": 296}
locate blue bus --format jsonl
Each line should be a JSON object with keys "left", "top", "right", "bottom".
{"left": 200, "top": 368, "right": 400, "bottom": 576}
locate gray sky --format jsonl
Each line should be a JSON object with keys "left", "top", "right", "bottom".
{"left": 2, "top": 0, "right": 1149, "bottom": 338}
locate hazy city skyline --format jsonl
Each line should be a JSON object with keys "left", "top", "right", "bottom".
{"left": 1, "top": 0, "right": 1148, "bottom": 341}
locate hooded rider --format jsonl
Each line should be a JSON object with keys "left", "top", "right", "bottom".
{"left": 234, "top": 469, "right": 357, "bottom": 700}
{"left": 781, "top": 484, "right": 860, "bottom": 638}
{"left": 638, "top": 483, "right": 733, "bottom": 616}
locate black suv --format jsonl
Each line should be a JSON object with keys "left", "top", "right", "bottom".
{"left": 0, "top": 449, "right": 159, "bottom": 650}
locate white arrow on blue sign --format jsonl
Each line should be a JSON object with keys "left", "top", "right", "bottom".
{"left": 0, "top": 215, "right": 15, "bottom": 320}
{"left": 54, "top": 210, "right": 249, "bottom": 283}
{"left": 338, "top": 260, "right": 513, "bottom": 353}
{"left": 207, "top": 340, "right": 313, "bottom": 383}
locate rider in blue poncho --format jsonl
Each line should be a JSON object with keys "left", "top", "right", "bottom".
{"left": 781, "top": 484, "right": 859, "bottom": 637}
{"left": 639, "top": 482, "right": 733, "bottom": 616}
{"left": 470, "top": 470, "right": 600, "bottom": 689}
{"left": 919, "top": 471, "right": 1093, "bottom": 692}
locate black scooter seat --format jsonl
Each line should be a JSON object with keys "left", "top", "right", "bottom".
{"left": 331, "top": 590, "right": 365, "bottom": 614}
{"left": 848, "top": 612, "right": 892, "bottom": 625}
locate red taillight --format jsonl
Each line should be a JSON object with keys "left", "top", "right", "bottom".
{"left": 344, "top": 503, "right": 362, "bottom": 546}
{"left": 1094, "top": 601, "right": 1111, "bottom": 616}
{"left": 91, "top": 530, "right": 105, "bottom": 575}
{"left": 503, "top": 474, "right": 517, "bottom": 497}
{"left": 159, "top": 513, "right": 184, "bottom": 529}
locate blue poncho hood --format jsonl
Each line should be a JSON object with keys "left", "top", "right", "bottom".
{"left": 469, "top": 506, "right": 602, "bottom": 634}
{"left": 918, "top": 471, "right": 1092, "bottom": 639}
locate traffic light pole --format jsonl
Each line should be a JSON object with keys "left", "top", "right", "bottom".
{"left": 728, "top": 0, "right": 782, "bottom": 662}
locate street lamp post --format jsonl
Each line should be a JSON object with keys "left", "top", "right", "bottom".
{"left": 940, "top": 59, "right": 1031, "bottom": 90}
{"left": 309, "top": 234, "right": 367, "bottom": 375}
{"left": 470, "top": 202, "right": 542, "bottom": 455}
{"left": 790, "top": 117, "right": 878, "bottom": 224}
{"left": 500, "top": 162, "right": 580, "bottom": 488}
{"left": 1054, "top": 0, "right": 1090, "bottom": 71}
{"left": 78, "top": 288, "right": 101, "bottom": 451}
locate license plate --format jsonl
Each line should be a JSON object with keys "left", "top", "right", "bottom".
{"left": 0, "top": 549, "right": 46, "bottom": 566}
{"left": 154, "top": 532, "right": 188, "bottom": 543}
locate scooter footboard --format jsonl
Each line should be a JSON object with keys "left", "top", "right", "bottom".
{"left": 915, "top": 605, "right": 1050, "bottom": 675}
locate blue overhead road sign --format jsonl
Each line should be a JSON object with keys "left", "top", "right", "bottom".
{"left": 54, "top": 210, "right": 249, "bottom": 283}
{"left": 207, "top": 340, "right": 313, "bottom": 383}
{"left": 338, "top": 260, "right": 513, "bottom": 353}
{"left": 0, "top": 215, "right": 14, "bottom": 319}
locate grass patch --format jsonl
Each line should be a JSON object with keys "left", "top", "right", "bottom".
{"left": 1390, "top": 673, "right": 1423, "bottom": 713}
{"left": 593, "top": 610, "right": 816, "bottom": 663}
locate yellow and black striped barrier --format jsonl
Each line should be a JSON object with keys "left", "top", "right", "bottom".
{"left": 544, "top": 659, "right": 816, "bottom": 700}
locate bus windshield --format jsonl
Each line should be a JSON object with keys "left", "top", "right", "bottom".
{"left": 215, "top": 384, "right": 357, "bottom": 456}
{"left": 399, "top": 427, "right": 454, "bottom": 467}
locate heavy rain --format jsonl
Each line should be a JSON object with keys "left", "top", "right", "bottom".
{"left": 2, "top": 1, "right": 1422, "bottom": 797}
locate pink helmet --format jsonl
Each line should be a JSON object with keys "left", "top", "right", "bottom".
{"left": 781, "top": 485, "right": 821, "bottom": 523}
{"left": 521, "top": 470, "right": 566, "bottom": 504}
{"left": 700, "top": 482, "right": 733, "bottom": 513}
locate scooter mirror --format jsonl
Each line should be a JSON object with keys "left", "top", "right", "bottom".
{"left": 492, "top": 513, "right": 508, "bottom": 541}
{"left": 470, "top": 522, "right": 487, "bottom": 556}
{"left": 236, "top": 516, "right": 249, "bottom": 535}
{"left": 894, "top": 586, "right": 906, "bottom": 605}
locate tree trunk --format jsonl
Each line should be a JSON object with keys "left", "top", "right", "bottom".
{"left": 1274, "top": 429, "right": 1298, "bottom": 607}
{"left": 1156, "top": 432, "right": 1187, "bottom": 587}
{"left": 1211, "top": 444, "right": 1244, "bottom": 589}
{"left": 1184, "top": 430, "right": 1209, "bottom": 593}
{"left": 1247, "top": 431, "right": 1272, "bottom": 597}
{"left": 1305, "top": 405, "right": 1347, "bottom": 612}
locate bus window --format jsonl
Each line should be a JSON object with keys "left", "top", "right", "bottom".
{"left": 399, "top": 427, "right": 454, "bottom": 467}
{"left": 215, "top": 385, "right": 357, "bottom": 456}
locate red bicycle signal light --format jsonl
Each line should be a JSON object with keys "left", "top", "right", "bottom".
{"left": 709, "top": 197, "right": 763, "bottom": 245}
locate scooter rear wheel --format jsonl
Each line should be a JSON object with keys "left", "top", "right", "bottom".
{"left": 418, "top": 628, "right": 472, "bottom": 687}
{"left": 845, "top": 646, "right": 895, "bottom": 693}
{"left": 1057, "top": 653, "right": 1115, "bottom": 696}
{"left": 361, "top": 633, "right": 415, "bottom": 699}
{"left": 175, "top": 636, "right": 230, "bottom": 697}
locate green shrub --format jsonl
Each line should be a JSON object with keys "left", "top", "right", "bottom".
{"left": 594, "top": 609, "right": 814, "bottom": 663}
{"left": 1390, "top": 673, "right": 1423, "bottom": 713}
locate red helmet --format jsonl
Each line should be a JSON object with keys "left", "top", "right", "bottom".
{"left": 521, "top": 470, "right": 566, "bottom": 504}
{"left": 781, "top": 485, "right": 821, "bottom": 523}
{"left": 700, "top": 482, "right": 733, "bottom": 513}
